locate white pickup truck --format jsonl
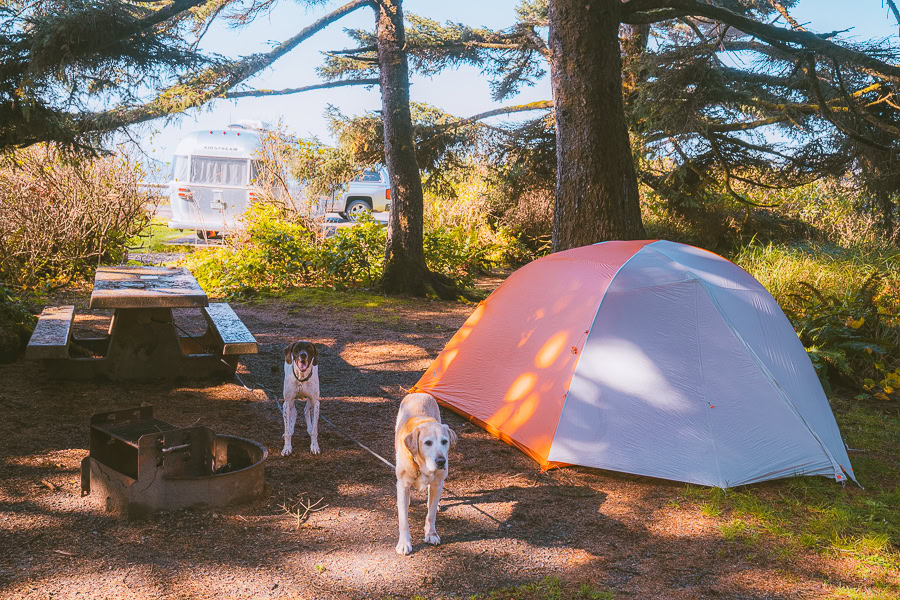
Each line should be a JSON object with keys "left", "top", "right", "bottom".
{"left": 323, "top": 167, "right": 391, "bottom": 221}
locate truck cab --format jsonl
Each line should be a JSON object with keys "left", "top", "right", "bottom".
{"left": 324, "top": 167, "right": 391, "bottom": 221}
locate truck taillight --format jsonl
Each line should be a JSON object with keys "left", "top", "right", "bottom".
{"left": 177, "top": 187, "right": 190, "bottom": 198}
{"left": 385, "top": 187, "right": 391, "bottom": 200}
{"left": 248, "top": 190, "right": 258, "bottom": 201}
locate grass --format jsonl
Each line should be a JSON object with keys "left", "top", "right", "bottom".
{"left": 729, "top": 241, "right": 900, "bottom": 309}
{"left": 402, "top": 577, "right": 613, "bottom": 600}
{"left": 129, "top": 217, "right": 192, "bottom": 253}
{"left": 668, "top": 397, "right": 900, "bottom": 594}
{"left": 829, "top": 585, "right": 900, "bottom": 600}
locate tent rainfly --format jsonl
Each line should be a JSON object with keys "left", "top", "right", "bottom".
{"left": 413, "top": 240, "right": 856, "bottom": 488}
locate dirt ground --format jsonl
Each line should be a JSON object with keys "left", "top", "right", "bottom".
{"left": 0, "top": 284, "right": 882, "bottom": 599}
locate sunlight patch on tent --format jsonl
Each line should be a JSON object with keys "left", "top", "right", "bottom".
{"left": 505, "top": 373, "right": 537, "bottom": 402}
{"left": 579, "top": 338, "right": 688, "bottom": 411}
{"left": 535, "top": 331, "right": 569, "bottom": 369}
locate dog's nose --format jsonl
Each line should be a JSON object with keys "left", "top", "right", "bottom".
{"left": 436, "top": 457, "right": 446, "bottom": 468}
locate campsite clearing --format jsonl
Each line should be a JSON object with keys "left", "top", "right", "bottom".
{"left": 0, "top": 285, "right": 897, "bottom": 599}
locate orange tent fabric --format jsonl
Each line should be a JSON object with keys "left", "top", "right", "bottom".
{"left": 413, "top": 241, "right": 856, "bottom": 487}
{"left": 413, "top": 240, "right": 654, "bottom": 468}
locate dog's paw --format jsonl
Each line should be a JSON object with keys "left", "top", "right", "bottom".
{"left": 424, "top": 532, "right": 441, "bottom": 546}
{"left": 395, "top": 539, "right": 413, "bottom": 556}
{"left": 281, "top": 445, "right": 293, "bottom": 457}
{"left": 309, "top": 441, "right": 320, "bottom": 454}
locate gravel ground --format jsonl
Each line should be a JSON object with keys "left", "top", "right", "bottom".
{"left": 0, "top": 289, "right": 884, "bottom": 599}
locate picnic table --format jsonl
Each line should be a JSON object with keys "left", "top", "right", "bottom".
{"left": 25, "top": 266, "right": 258, "bottom": 381}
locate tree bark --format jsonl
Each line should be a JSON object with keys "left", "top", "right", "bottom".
{"left": 548, "top": 0, "right": 645, "bottom": 251}
{"left": 374, "top": 0, "right": 441, "bottom": 296}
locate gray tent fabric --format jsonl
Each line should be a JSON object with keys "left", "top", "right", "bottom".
{"left": 546, "top": 241, "right": 855, "bottom": 487}
{"left": 415, "top": 240, "right": 856, "bottom": 488}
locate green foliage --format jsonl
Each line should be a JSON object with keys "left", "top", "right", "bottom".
{"left": 1, "top": 0, "right": 210, "bottom": 148}
{"left": 0, "top": 145, "right": 152, "bottom": 290}
{"left": 667, "top": 399, "right": 900, "bottom": 583}
{"left": 0, "top": 282, "right": 35, "bottom": 334}
{"left": 183, "top": 203, "right": 321, "bottom": 298}
{"left": 423, "top": 225, "right": 489, "bottom": 288}
{"left": 182, "top": 204, "right": 493, "bottom": 298}
{"left": 327, "top": 102, "right": 482, "bottom": 194}
{"left": 732, "top": 242, "right": 900, "bottom": 396}
{"left": 129, "top": 218, "right": 190, "bottom": 254}
{"left": 455, "top": 576, "right": 612, "bottom": 600}
{"left": 322, "top": 215, "right": 385, "bottom": 288}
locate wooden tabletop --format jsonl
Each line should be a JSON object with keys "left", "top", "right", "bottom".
{"left": 90, "top": 266, "right": 209, "bottom": 309}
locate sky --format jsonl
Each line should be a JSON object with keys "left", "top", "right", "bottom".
{"left": 130, "top": 0, "right": 899, "bottom": 180}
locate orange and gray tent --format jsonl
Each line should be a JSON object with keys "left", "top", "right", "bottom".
{"left": 413, "top": 240, "right": 856, "bottom": 488}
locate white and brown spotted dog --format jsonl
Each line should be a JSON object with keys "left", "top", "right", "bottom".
{"left": 282, "top": 340, "right": 321, "bottom": 456}
{"left": 394, "top": 392, "right": 457, "bottom": 555}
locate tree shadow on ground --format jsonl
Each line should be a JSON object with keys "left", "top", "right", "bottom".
{"left": 0, "top": 297, "right": 885, "bottom": 599}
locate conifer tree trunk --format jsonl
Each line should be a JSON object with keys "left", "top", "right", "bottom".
{"left": 548, "top": 0, "right": 645, "bottom": 251}
{"left": 374, "top": 0, "right": 429, "bottom": 296}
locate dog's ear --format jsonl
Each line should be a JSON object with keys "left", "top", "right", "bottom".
{"left": 310, "top": 342, "right": 318, "bottom": 366}
{"left": 443, "top": 424, "right": 458, "bottom": 449}
{"left": 404, "top": 426, "right": 420, "bottom": 455}
{"left": 283, "top": 343, "right": 294, "bottom": 363}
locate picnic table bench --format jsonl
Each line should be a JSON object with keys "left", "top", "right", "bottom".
{"left": 25, "top": 266, "right": 258, "bottom": 381}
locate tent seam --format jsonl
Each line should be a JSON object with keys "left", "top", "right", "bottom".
{"left": 695, "top": 279, "right": 847, "bottom": 483}
{"left": 546, "top": 241, "right": 655, "bottom": 463}
{"left": 693, "top": 277, "right": 726, "bottom": 488}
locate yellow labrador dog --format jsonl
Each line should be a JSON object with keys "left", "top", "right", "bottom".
{"left": 394, "top": 392, "right": 457, "bottom": 555}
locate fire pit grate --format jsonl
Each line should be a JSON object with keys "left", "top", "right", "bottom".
{"left": 92, "top": 415, "right": 177, "bottom": 447}
{"left": 81, "top": 405, "right": 267, "bottom": 518}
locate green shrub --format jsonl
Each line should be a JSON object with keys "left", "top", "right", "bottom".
{"left": 183, "top": 203, "right": 321, "bottom": 297}
{"left": 321, "top": 215, "right": 385, "bottom": 287}
{"left": 0, "top": 283, "right": 36, "bottom": 362}
{"left": 0, "top": 145, "right": 152, "bottom": 290}
{"left": 183, "top": 204, "right": 492, "bottom": 297}
{"left": 733, "top": 242, "right": 900, "bottom": 396}
{"left": 424, "top": 225, "right": 490, "bottom": 287}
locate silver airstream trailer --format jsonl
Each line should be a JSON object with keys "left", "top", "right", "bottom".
{"left": 167, "top": 124, "right": 391, "bottom": 237}
{"left": 167, "top": 124, "right": 262, "bottom": 238}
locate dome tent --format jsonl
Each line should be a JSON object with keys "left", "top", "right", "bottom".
{"left": 413, "top": 240, "right": 856, "bottom": 488}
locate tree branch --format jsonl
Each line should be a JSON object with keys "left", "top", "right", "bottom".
{"left": 621, "top": 8, "right": 684, "bottom": 24}
{"left": 225, "top": 78, "right": 380, "bottom": 98}
{"left": 804, "top": 54, "right": 892, "bottom": 151}
{"left": 886, "top": 0, "right": 900, "bottom": 37}
{"left": 704, "top": 116, "right": 788, "bottom": 132}
{"left": 521, "top": 26, "right": 552, "bottom": 61}
{"left": 767, "top": 0, "right": 806, "bottom": 31}
{"left": 626, "top": 0, "right": 900, "bottom": 80}
{"left": 431, "top": 100, "right": 553, "bottom": 131}
{"left": 327, "top": 41, "right": 526, "bottom": 56}
{"left": 80, "top": 0, "right": 374, "bottom": 132}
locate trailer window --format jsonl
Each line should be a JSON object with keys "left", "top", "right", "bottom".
{"left": 190, "top": 156, "right": 249, "bottom": 186}
{"left": 171, "top": 155, "right": 189, "bottom": 182}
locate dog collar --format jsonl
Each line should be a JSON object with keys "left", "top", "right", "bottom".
{"left": 292, "top": 361, "right": 314, "bottom": 383}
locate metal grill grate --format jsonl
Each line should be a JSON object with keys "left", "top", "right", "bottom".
{"left": 92, "top": 418, "right": 176, "bottom": 448}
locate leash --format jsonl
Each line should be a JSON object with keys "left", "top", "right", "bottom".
{"left": 163, "top": 319, "right": 504, "bottom": 522}
{"left": 230, "top": 355, "right": 504, "bottom": 524}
